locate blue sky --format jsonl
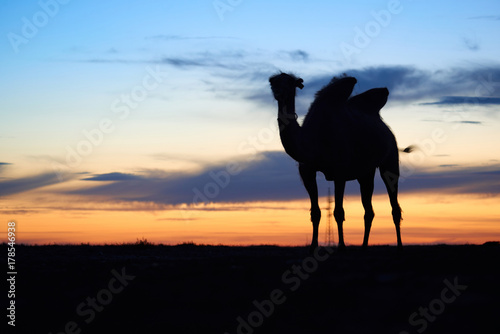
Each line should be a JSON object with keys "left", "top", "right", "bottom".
{"left": 1, "top": 0, "right": 499, "bottom": 213}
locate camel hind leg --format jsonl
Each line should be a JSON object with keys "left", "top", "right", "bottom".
{"left": 358, "top": 169, "right": 376, "bottom": 249}
{"left": 299, "top": 163, "right": 321, "bottom": 253}
{"left": 380, "top": 163, "right": 403, "bottom": 250}
{"left": 334, "top": 179, "right": 346, "bottom": 250}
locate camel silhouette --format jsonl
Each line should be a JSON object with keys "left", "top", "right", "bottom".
{"left": 269, "top": 72, "right": 407, "bottom": 252}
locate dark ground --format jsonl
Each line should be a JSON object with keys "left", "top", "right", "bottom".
{"left": 4, "top": 242, "right": 500, "bottom": 334}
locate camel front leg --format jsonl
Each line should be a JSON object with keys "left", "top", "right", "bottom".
{"left": 299, "top": 164, "right": 321, "bottom": 253}
{"left": 334, "top": 179, "right": 346, "bottom": 250}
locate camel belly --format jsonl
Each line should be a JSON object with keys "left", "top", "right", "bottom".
{"left": 318, "top": 154, "right": 380, "bottom": 181}
{"left": 319, "top": 163, "right": 363, "bottom": 181}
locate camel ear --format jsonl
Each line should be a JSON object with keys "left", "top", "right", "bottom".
{"left": 295, "top": 78, "right": 304, "bottom": 89}
{"left": 348, "top": 88, "right": 389, "bottom": 115}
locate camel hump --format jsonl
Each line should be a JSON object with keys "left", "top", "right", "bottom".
{"left": 313, "top": 76, "right": 357, "bottom": 106}
{"left": 348, "top": 87, "right": 389, "bottom": 115}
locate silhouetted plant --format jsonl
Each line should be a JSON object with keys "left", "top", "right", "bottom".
{"left": 134, "top": 237, "right": 154, "bottom": 247}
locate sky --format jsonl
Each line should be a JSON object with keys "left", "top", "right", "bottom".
{"left": 1, "top": 0, "right": 499, "bottom": 246}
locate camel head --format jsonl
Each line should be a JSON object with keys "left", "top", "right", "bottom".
{"left": 269, "top": 72, "right": 304, "bottom": 102}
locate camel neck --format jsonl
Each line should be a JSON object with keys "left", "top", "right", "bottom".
{"left": 277, "top": 97, "right": 306, "bottom": 163}
{"left": 277, "top": 98, "right": 298, "bottom": 128}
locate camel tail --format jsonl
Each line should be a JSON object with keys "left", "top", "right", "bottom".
{"left": 399, "top": 145, "right": 416, "bottom": 153}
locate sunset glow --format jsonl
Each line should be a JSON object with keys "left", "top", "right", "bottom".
{"left": 6, "top": 193, "right": 500, "bottom": 246}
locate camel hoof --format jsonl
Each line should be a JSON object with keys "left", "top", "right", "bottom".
{"left": 309, "top": 243, "right": 318, "bottom": 254}
{"left": 337, "top": 243, "right": 346, "bottom": 252}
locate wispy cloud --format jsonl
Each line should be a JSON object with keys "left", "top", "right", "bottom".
{"left": 0, "top": 172, "right": 68, "bottom": 197}
{"left": 468, "top": 15, "right": 500, "bottom": 21}
{"left": 48, "top": 152, "right": 500, "bottom": 208}
{"left": 0, "top": 162, "right": 12, "bottom": 173}
{"left": 420, "top": 96, "right": 500, "bottom": 106}
{"left": 146, "top": 35, "right": 239, "bottom": 41}
{"left": 421, "top": 119, "right": 483, "bottom": 125}
{"left": 0, "top": 209, "right": 39, "bottom": 215}
{"left": 463, "top": 36, "right": 480, "bottom": 51}
{"left": 402, "top": 168, "right": 500, "bottom": 195}
{"left": 83, "top": 172, "right": 145, "bottom": 181}
{"left": 454, "top": 120, "right": 482, "bottom": 125}
{"left": 160, "top": 55, "right": 248, "bottom": 71}
{"left": 85, "top": 58, "right": 140, "bottom": 64}
{"left": 76, "top": 55, "right": 500, "bottom": 116}
{"left": 287, "top": 50, "right": 309, "bottom": 62}
{"left": 79, "top": 48, "right": 277, "bottom": 85}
